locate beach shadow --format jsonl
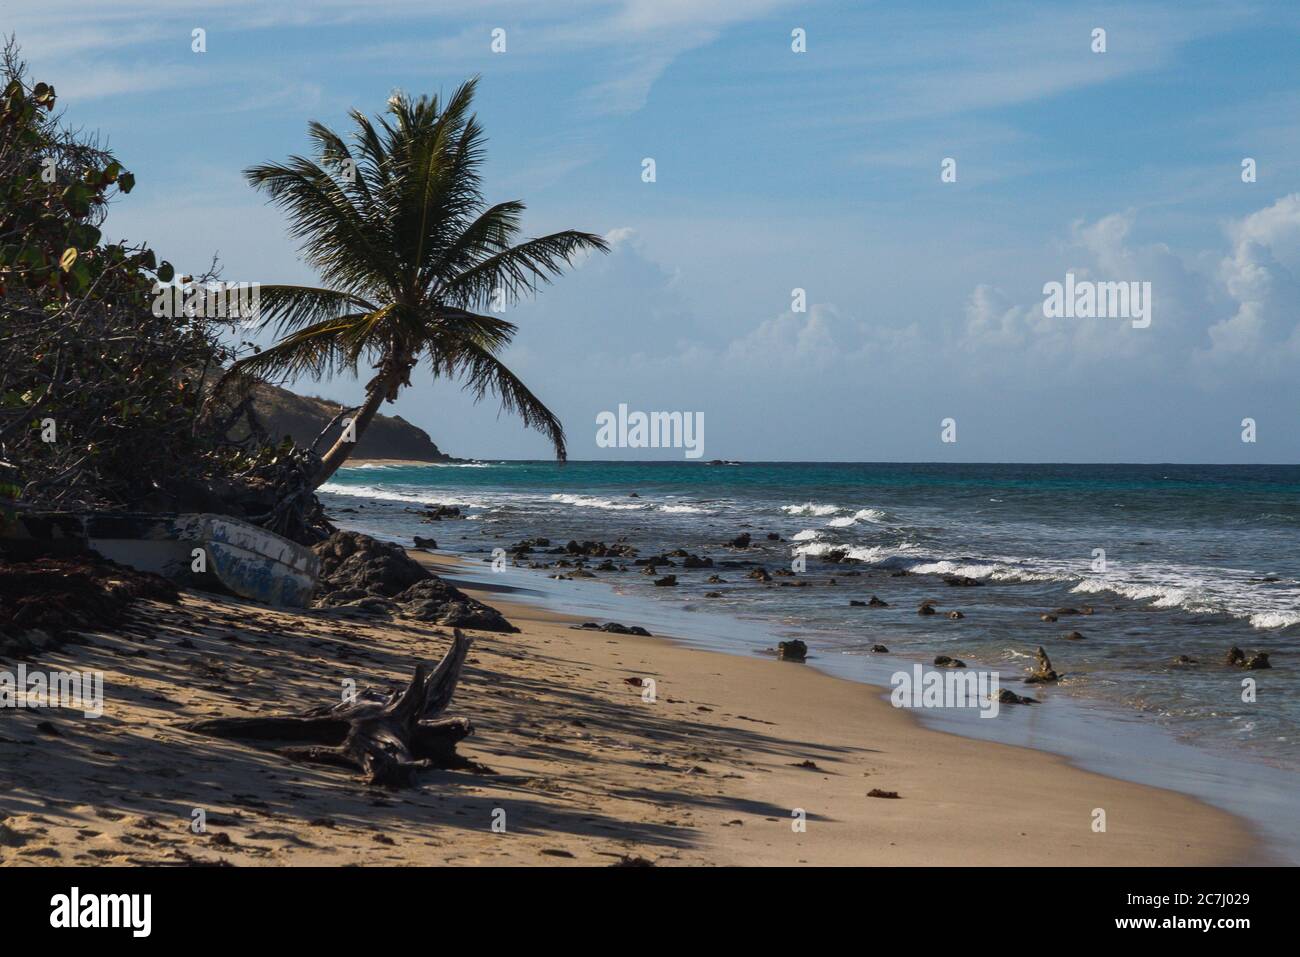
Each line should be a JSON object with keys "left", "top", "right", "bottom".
{"left": 1, "top": 592, "right": 872, "bottom": 862}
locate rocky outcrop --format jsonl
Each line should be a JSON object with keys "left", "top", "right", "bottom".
{"left": 311, "top": 531, "right": 516, "bottom": 632}
{"left": 244, "top": 380, "right": 455, "bottom": 462}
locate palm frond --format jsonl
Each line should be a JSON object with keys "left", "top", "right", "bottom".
{"left": 423, "top": 306, "right": 518, "bottom": 354}
{"left": 244, "top": 157, "right": 394, "bottom": 296}
{"left": 251, "top": 284, "right": 379, "bottom": 337}
{"left": 221, "top": 313, "right": 378, "bottom": 386}
{"left": 431, "top": 340, "right": 567, "bottom": 461}
{"left": 442, "top": 230, "right": 609, "bottom": 310}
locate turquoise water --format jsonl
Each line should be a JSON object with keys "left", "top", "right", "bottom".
{"left": 321, "top": 461, "right": 1300, "bottom": 771}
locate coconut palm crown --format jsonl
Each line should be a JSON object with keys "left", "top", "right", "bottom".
{"left": 227, "top": 78, "right": 607, "bottom": 486}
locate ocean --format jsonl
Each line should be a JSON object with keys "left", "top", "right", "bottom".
{"left": 320, "top": 461, "right": 1300, "bottom": 780}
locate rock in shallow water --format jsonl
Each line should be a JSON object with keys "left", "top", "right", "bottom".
{"left": 778, "top": 639, "right": 808, "bottom": 662}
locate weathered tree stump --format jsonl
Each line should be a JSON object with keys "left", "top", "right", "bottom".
{"left": 184, "top": 629, "right": 478, "bottom": 786}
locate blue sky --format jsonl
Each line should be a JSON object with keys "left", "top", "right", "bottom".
{"left": 8, "top": 0, "right": 1300, "bottom": 462}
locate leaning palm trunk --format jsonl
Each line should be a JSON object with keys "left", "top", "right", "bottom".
{"left": 218, "top": 79, "right": 607, "bottom": 497}
{"left": 312, "top": 357, "right": 410, "bottom": 487}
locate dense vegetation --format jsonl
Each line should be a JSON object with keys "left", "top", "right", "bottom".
{"left": 0, "top": 42, "right": 325, "bottom": 539}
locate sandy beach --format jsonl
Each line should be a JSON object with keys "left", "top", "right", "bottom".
{"left": 0, "top": 547, "right": 1260, "bottom": 866}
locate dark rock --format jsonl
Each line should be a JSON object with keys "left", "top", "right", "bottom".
{"left": 567, "top": 540, "right": 638, "bottom": 559}
{"left": 1040, "top": 614, "right": 1058, "bottom": 622}
{"left": 1063, "top": 630, "right": 1085, "bottom": 640}
{"left": 653, "top": 575, "right": 677, "bottom": 587}
{"left": 946, "top": 610, "right": 964, "bottom": 619}
{"left": 918, "top": 601, "right": 937, "bottom": 616}
{"left": 866, "top": 789, "right": 900, "bottom": 799}
{"left": 1172, "top": 655, "right": 1198, "bottom": 665}
{"left": 1224, "top": 646, "right": 1245, "bottom": 666}
{"left": 868, "top": 596, "right": 889, "bottom": 607}
{"left": 943, "top": 574, "right": 982, "bottom": 587}
{"left": 748, "top": 568, "right": 772, "bottom": 583}
{"left": 417, "top": 504, "right": 461, "bottom": 521}
{"left": 1244, "top": 652, "right": 1271, "bottom": 670}
{"left": 850, "top": 600, "right": 866, "bottom": 606}
{"left": 871, "top": 644, "right": 889, "bottom": 653}
{"left": 412, "top": 536, "right": 437, "bottom": 549}
{"left": 682, "top": 554, "right": 713, "bottom": 569}
{"left": 1023, "top": 646, "right": 1059, "bottom": 684}
{"left": 934, "top": 655, "right": 966, "bottom": 668}
{"left": 729, "top": 532, "right": 752, "bottom": 549}
{"left": 995, "top": 689, "right": 1037, "bottom": 705}
{"left": 704, "top": 591, "right": 722, "bottom": 598}
{"left": 311, "top": 531, "right": 516, "bottom": 632}
{"left": 778, "top": 639, "right": 808, "bottom": 662}
{"left": 580, "top": 622, "right": 654, "bottom": 637}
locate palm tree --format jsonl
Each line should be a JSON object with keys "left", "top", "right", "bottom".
{"left": 225, "top": 79, "right": 607, "bottom": 488}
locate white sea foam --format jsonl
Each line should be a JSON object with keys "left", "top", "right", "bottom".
{"left": 782, "top": 502, "right": 840, "bottom": 517}
{"left": 318, "top": 483, "right": 483, "bottom": 509}
{"left": 660, "top": 503, "right": 710, "bottom": 514}
{"left": 826, "top": 508, "right": 888, "bottom": 527}
{"left": 793, "top": 541, "right": 918, "bottom": 563}
{"left": 548, "top": 493, "right": 648, "bottom": 511}
{"left": 791, "top": 529, "right": 822, "bottom": 542}
{"left": 1250, "top": 610, "right": 1300, "bottom": 629}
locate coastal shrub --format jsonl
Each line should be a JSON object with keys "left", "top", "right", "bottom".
{"left": 0, "top": 41, "right": 307, "bottom": 530}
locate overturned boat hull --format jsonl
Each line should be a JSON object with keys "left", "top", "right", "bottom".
{"left": 1, "top": 510, "right": 319, "bottom": 608}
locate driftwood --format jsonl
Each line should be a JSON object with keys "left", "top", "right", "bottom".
{"left": 185, "top": 629, "right": 478, "bottom": 786}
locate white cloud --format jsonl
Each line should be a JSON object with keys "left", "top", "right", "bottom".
{"left": 1202, "top": 193, "right": 1300, "bottom": 366}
